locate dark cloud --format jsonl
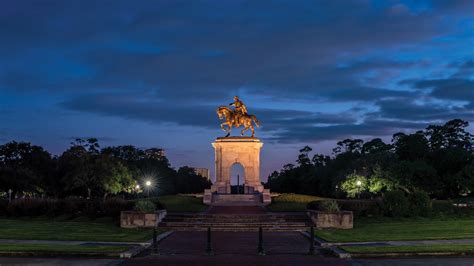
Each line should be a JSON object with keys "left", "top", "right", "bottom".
{"left": 266, "top": 119, "right": 430, "bottom": 143}
{"left": 1, "top": 0, "right": 470, "bottom": 101}
{"left": 60, "top": 93, "right": 217, "bottom": 128}
{"left": 421, "top": 79, "right": 474, "bottom": 103}
{"left": 1, "top": 1, "right": 473, "bottom": 152}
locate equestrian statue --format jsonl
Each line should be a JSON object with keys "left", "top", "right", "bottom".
{"left": 216, "top": 96, "right": 261, "bottom": 137}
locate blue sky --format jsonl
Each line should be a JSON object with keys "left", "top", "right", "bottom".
{"left": 0, "top": 0, "right": 473, "bottom": 180}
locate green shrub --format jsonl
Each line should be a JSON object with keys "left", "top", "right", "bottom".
{"left": 306, "top": 201, "right": 319, "bottom": 210}
{"left": 432, "top": 200, "right": 455, "bottom": 215}
{"left": 0, "top": 200, "right": 8, "bottom": 215}
{"left": 408, "top": 191, "right": 431, "bottom": 217}
{"left": 318, "top": 200, "right": 340, "bottom": 213}
{"left": 6, "top": 199, "right": 51, "bottom": 216}
{"left": 383, "top": 190, "right": 409, "bottom": 217}
{"left": 101, "top": 198, "right": 135, "bottom": 217}
{"left": 4, "top": 198, "right": 135, "bottom": 217}
{"left": 134, "top": 200, "right": 156, "bottom": 212}
{"left": 148, "top": 198, "right": 165, "bottom": 210}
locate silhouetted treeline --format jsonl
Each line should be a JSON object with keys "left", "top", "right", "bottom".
{"left": 265, "top": 119, "right": 474, "bottom": 199}
{"left": 0, "top": 138, "right": 211, "bottom": 199}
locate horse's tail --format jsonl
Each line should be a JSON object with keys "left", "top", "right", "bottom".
{"left": 252, "top": 115, "right": 261, "bottom": 127}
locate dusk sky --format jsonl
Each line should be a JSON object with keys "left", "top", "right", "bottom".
{"left": 1, "top": 0, "right": 473, "bottom": 181}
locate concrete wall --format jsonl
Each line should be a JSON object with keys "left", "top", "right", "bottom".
{"left": 120, "top": 210, "right": 167, "bottom": 228}
{"left": 307, "top": 210, "right": 353, "bottom": 229}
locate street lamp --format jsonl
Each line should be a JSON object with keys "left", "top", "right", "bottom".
{"left": 145, "top": 180, "right": 152, "bottom": 198}
{"left": 356, "top": 180, "right": 362, "bottom": 199}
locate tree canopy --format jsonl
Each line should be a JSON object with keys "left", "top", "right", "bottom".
{"left": 266, "top": 119, "right": 474, "bottom": 199}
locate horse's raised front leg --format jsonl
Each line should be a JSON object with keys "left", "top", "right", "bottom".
{"left": 224, "top": 122, "right": 231, "bottom": 137}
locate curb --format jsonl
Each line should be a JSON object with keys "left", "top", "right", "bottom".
{"left": 349, "top": 251, "right": 474, "bottom": 258}
{"left": 298, "top": 231, "right": 351, "bottom": 259}
{"left": 0, "top": 251, "right": 125, "bottom": 258}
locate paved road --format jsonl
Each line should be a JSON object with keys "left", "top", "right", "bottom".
{"left": 122, "top": 231, "right": 346, "bottom": 266}
{"left": 352, "top": 257, "right": 474, "bottom": 266}
{"left": 1, "top": 255, "right": 474, "bottom": 265}
{"left": 2, "top": 231, "right": 474, "bottom": 265}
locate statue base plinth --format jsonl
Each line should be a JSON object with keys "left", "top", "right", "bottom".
{"left": 203, "top": 137, "right": 271, "bottom": 206}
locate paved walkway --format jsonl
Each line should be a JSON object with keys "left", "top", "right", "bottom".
{"left": 318, "top": 238, "right": 474, "bottom": 247}
{"left": 123, "top": 231, "right": 348, "bottom": 266}
{"left": 0, "top": 239, "right": 148, "bottom": 246}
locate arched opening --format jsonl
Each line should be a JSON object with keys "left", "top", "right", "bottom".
{"left": 230, "top": 162, "right": 245, "bottom": 194}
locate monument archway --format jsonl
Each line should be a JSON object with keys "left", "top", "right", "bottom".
{"left": 230, "top": 163, "right": 245, "bottom": 185}
{"left": 210, "top": 137, "right": 264, "bottom": 194}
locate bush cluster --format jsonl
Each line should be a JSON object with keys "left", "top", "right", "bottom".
{"left": 318, "top": 200, "right": 340, "bottom": 212}
{"left": 306, "top": 190, "right": 456, "bottom": 217}
{"left": 382, "top": 190, "right": 431, "bottom": 217}
{"left": 2, "top": 198, "right": 135, "bottom": 218}
{"left": 134, "top": 200, "right": 156, "bottom": 212}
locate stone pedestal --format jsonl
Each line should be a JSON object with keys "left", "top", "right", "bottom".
{"left": 204, "top": 137, "right": 270, "bottom": 205}
{"left": 212, "top": 137, "right": 264, "bottom": 193}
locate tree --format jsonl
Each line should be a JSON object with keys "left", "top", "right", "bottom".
{"left": 368, "top": 166, "right": 397, "bottom": 195}
{"left": 0, "top": 141, "right": 54, "bottom": 197}
{"left": 425, "top": 119, "right": 472, "bottom": 150}
{"left": 333, "top": 139, "right": 364, "bottom": 154}
{"left": 58, "top": 139, "right": 133, "bottom": 199}
{"left": 340, "top": 172, "right": 367, "bottom": 198}
{"left": 362, "top": 138, "right": 391, "bottom": 154}
{"left": 392, "top": 132, "right": 429, "bottom": 161}
{"left": 296, "top": 146, "right": 312, "bottom": 166}
{"left": 175, "top": 166, "right": 211, "bottom": 193}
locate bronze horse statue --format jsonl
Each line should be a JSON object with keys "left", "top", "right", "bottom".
{"left": 217, "top": 106, "right": 261, "bottom": 137}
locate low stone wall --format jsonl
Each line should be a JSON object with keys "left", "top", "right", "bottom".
{"left": 120, "top": 210, "right": 167, "bottom": 228}
{"left": 307, "top": 210, "right": 353, "bottom": 229}
{"left": 203, "top": 189, "right": 212, "bottom": 205}
{"left": 262, "top": 189, "right": 271, "bottom": 205}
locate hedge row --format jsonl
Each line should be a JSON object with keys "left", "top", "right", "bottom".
{"left": 307, "top": 191, "right": 474, "bottom": 217}
{"left": 0, "top": 198, "right": 163, "bottom": 218}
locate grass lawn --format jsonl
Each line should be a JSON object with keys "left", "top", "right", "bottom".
{"left": 316, "top": 217, "right": 474, "bottom": 242}
{"left": 0, "top": 217, "right": 157, "bottom": 242}
{"left": 0, "top": 243, "right": 129, "bottom": 254}
{"left": 267, "top": 193, "right": 324, "bottom": 212}
{"left": 341, "top": 244, "right": 474, "bottom": 254}
{"left": 157, "top": 195, "right": 207, "bottom": 212}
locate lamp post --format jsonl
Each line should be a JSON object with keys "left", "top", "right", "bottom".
{"left": 356, "top": 180, "right": 362, "bottom": 199}
{"left": 135, "top": 184, "right": 140, "bottom": 199}
{"left": 8, "top": 189, "right": 12, "bottom": 203}
{"left": 146, "top": 180, "right": 152, "bottom": 198}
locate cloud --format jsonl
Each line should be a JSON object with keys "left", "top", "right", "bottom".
{"left": 1, "top": 1, "right": 473, "bottom": 151}
{"left": 1, "top": 0, "right": 470, "bottom": 100}
{"left": 414, "top": 78, "right": 474, "bottom": 103}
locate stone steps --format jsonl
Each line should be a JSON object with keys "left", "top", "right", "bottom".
{"left": 158, "top": 212, "right": 313, "bottom": 232}
{"left": 167, "top": 227, "right": 310, "bottom": 232}
{"left": 211, "top": 194, "right": 263, "bottom": 206}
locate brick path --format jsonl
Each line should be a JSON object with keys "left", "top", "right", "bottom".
{"left": 123, "top": 231, "right": 350, "bottom": 266}
{"left": 206, "top": 205, "right": 266, "bottom": 214}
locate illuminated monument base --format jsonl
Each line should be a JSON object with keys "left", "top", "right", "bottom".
{"left": 203, "top": 137, "right": 271, "bottom": 205}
